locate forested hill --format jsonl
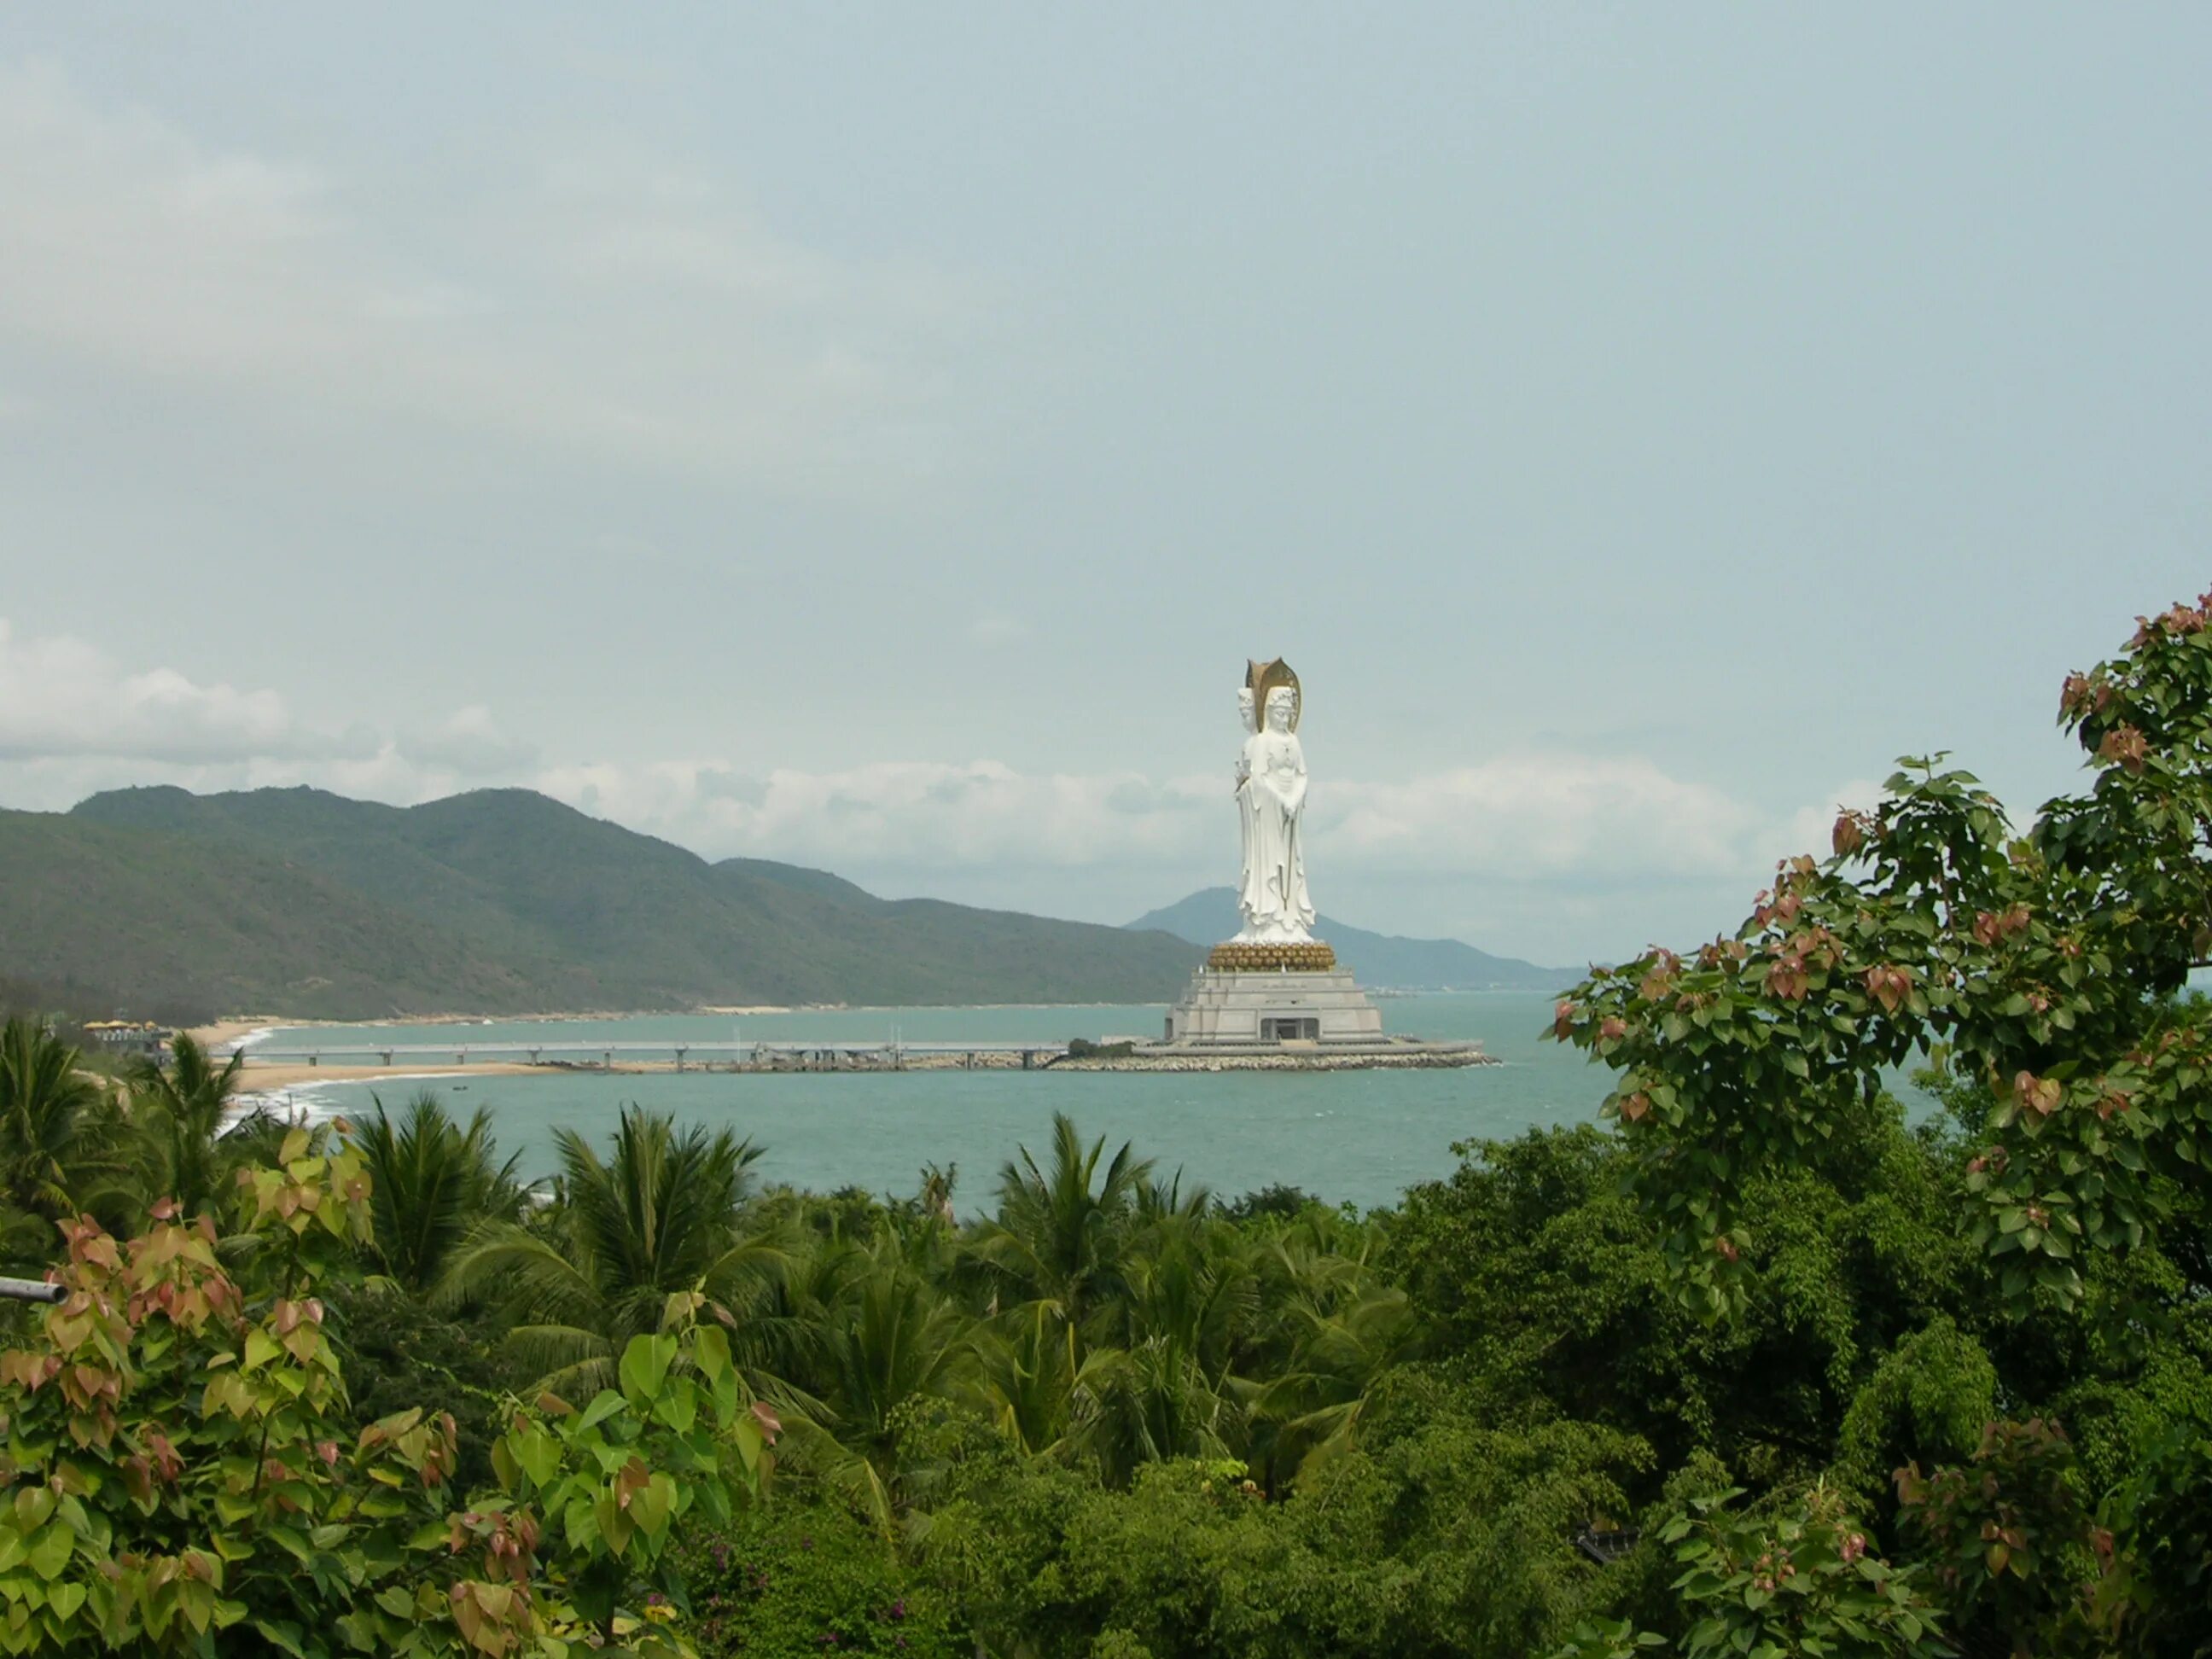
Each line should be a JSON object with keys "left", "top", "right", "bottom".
{"left": 1126, "top": 887, "right": 1575, "bottom": 990}
{"left": 0, "top": 785, "right": 1200, "bottom": 1019}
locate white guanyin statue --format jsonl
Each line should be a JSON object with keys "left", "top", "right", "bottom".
{"left": 1233, "top": 664, "right": 1316, "bottom": 945}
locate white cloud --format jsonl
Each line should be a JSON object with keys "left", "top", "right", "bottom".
{"left": 0, "top": 617, "right": 311, "bottom": 763}
{"left": 533, "top": 759, "right": 1218, "bottom": 871}
{"left": 0, "top": 59, "right": 986, "bottom": 490}
{"left": 1321, "top": 755, "right": 1762, "bottom": 880}
{"left": 0, "top": 619, "right": 534, "bottom": 803}
{"left": 399, "top": 706, "right": 538, "bottom": 775}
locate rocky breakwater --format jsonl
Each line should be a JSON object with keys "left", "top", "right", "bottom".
{"left": 1058, "top": 1043, "right": 1496, "bottom": 1074}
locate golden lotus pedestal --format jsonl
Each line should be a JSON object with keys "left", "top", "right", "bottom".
{"left": 1205, "top": 941, "right": 1337, "bottom": 973}
{"left": 1163, "top": 940, "right": 1383, "bottom": 1047}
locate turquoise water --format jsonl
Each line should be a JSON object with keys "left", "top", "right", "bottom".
{"left": 252, "top": 992, "right": 1604, "bottom": 1213}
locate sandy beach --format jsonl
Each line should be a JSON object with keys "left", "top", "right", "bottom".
{"left": 187, "top": 1016, "right": 288, "bottom": 1046}
{"left": 185, "top": 1009, "right": 800, "bottom": 1049}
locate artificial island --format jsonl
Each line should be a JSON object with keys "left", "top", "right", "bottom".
{"left": 1125, "top": 659, "right": 1492, "bottom": 1069}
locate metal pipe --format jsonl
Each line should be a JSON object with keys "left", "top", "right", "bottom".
{"left": 0, "top": 1277, "right": 63, "bottom": 1305}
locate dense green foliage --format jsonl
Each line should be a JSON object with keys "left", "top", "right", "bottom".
{"left": 3, "top": 593, "right": 2212, "bottom": 1653}
{"left": 0, "top": 784, "right": 1198, "bottom": 1018}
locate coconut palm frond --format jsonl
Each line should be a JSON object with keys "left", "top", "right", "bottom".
{"left": 972, "top": 1113, "right": 1153, "bottom": 1330}
{"left": 125, "top": 1031, "right": 249, "bottom": 1220}
{"left": 0, "top": 1017, "right": 125, "bottom": 1258}
{"left": 439, "top": 1221, "right": 602, "bottom": 1327}
{"left": 347, "top": 1091, "right": 527, "bottom": 1290}
{"left": 502, "top": 1324, "right": 619, "bottom": 1400}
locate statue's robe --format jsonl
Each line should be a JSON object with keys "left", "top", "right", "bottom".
{"left": 1236, "top": 731, "right": 1266, "bottom": 935}
{"left": 1247, "top": 731, "right": 1315, "bottom": 941}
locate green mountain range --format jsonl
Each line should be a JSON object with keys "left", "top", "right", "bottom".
{"left": 1124, "top": 888, "right": 1575, "bottom": 991}
{"left": 0, "top": 786, "right": 1201, "bottom": 1019}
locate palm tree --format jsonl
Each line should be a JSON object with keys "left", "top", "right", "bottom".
{"left": 0, "top": 1016, "right": 131, "bottom": 1260}
{"left": 970, "top": 1113, "right": 1153, "bottom": 1333}
{"left": 440, "top": 1104, "right": 778, "bottom": 1394}
{"left": 1241, "top": 1279, "right": 1420, "bottom": 1487}
{"left": 1116, "top": 1213, "right": 1258, "bottom": 1378}
{"left": 812, "top": 1240, "right": 975, "bottom": 1470}
{"left": 1238, "top": 1209, "right": 1423, "bottom": 1487}
{"left": 125, "top": 1032, "right": 248, "bottom": 1220}
{"left": 347, "top": 1090, "right": 526, "bottom": 1290}
{"left": 970, "top": 1299, "right": 1126, "bottom": 1460}
{"left": 1071, "top": 1335, "right": 1242, "bottom": 1487}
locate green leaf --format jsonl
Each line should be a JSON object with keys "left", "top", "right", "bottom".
{"left": 651, "top": 1377, "right": 698, "bottom": 1435}
{"left": 692, "top": 1325, "right": 731, "bottom": 1383}
{"left": 26, "top": 1524, "right": 71, "bottom": 1581}
{"left": 577, "top": 1390, "right": 627, "bottom": 1432}
{"left": 512, "top": 1426, "right": 561, "bottom": 1487}
{"left": 630, "top": 1472, "right": 674, "bottom": 1539}
{"left": 619, "top": 1333, "right": 678, "bottom": 1407}
{"left": 731, "top": 1414, "right": 763, "bottom": 1475}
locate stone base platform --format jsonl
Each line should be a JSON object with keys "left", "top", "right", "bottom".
{"left": 1163, "top": 963, "right": 1383, "bottom": 1046}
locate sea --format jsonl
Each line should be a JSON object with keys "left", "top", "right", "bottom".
{"left": 242, "top": 992, "right": 1604, "bottom": 1214}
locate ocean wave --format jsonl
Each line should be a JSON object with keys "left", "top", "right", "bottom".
{"left": 226, "top": 1072, "right": 462, "bottom": 1132}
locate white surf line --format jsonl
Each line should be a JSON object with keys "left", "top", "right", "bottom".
{"left": 226, "top": 1070, "right": 472, "bottom": 1130}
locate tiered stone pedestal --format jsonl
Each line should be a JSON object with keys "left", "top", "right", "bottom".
{"left": 1162, "top": 941, "right": 1385, "bottom": 1046}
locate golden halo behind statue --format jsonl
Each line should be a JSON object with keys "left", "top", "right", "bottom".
{"left": 1244, "top": 658, "right": 1301, "bottom": 731}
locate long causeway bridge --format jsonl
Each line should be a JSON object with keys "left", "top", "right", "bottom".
{"left": 216, "top": 1039, "right": 1071, "bottom": 1071}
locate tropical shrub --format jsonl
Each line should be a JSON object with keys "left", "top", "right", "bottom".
{"left": 1556, "top": 1483, "right": 1947, "bottom": 1659}
{"left": 0, "top": 1125, "right": 761, "bottom": 1656}
{"left": 674, "top": 1492, "right": 962, "bottom": 1657}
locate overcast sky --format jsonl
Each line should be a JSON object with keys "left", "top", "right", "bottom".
{"left": 3, "top": 7, "right": 2209, "bottom": 965}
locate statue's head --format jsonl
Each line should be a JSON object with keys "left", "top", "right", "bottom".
{"left": 1247, "top": 658, "right": 1301, "bottom": 731}
{"left": 1237, "top": 687, "right": 1256, "bottom": 732}
{"left": 1265, "top": 685, "right": 1298, "bottom": 731}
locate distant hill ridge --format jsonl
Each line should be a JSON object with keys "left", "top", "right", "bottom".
{"left": 0, "top": 785, "right": 1198, "bottom": 1019}
{"left": 1124, "top": 888, "right": 1574, "bottom": 991}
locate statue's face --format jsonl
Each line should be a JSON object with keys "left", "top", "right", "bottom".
{"left": 1266, "top": 690, "right": 1296, "bottom": 731}
{"left": 1237, "top": 689, "right": 1256, "bottom": 731}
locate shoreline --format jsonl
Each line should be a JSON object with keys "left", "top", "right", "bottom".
{"left": 189, "top": 1008, "right": 803, "bottom": 1046}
